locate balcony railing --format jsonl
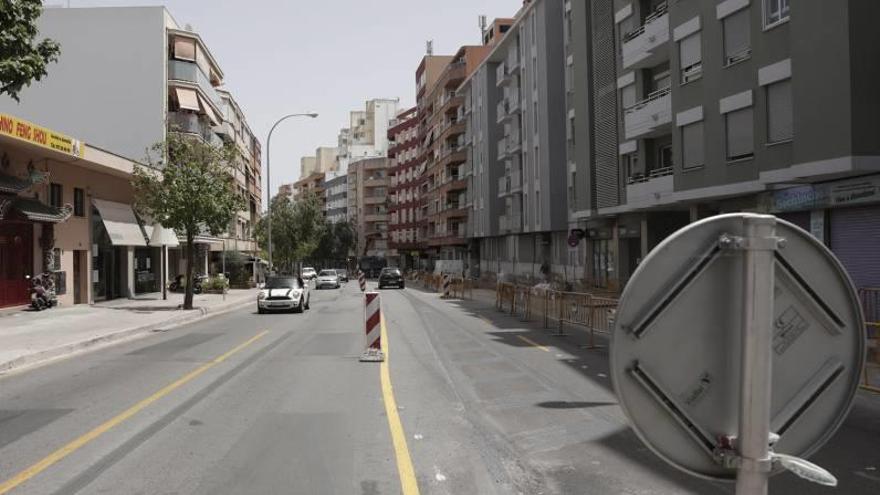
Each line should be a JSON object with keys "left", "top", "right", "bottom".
{"left": 623, "top": 86, "right": 672, "bottom": 140}
{"left": 625, "top": 87, "right": 671, "bottom": 114}
{"left": 168, "top": 60, "right": 222, "bottom": 107}
{"left": 621, "top": 2, "right": 670, "bottom": 70}
{"left": 168, "top": 112, "right": 223, "bottom": 147}
{"left": 622, "top": 1, "right": 668, "bottom": 43}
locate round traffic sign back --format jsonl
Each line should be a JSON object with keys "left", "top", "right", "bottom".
{"left": 610, "top": 214, "right": 865, "bottom": 481}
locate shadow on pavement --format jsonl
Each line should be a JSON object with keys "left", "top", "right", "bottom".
{"left": 536, "top": 400, "right": 617, "bottom": 409}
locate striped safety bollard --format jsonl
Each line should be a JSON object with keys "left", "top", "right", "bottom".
{"left": 359, "top": 291, "right": 384, "bottom": 362}
{"left": 358, "top": 270, "right": 366, "bottom": 292}
{"left": 441, "top": 274, "right": 451, "bottom": 299}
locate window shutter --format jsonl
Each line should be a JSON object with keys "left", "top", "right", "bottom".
{"left": 173, "top": 37, "right": 195, "bottom": 61}
{"left": 723, "top": 9, "right": 750, "bottom": 62}
{"left": 682, "top": 121, "right": 704, "bottom": 168}
{"left": 726, "top": 108, "right": 754, "bottom": 159}
{"left": 679, "top": 33, "right": 701, "bottom": 69}
{"left": 195, "top": 43, "right": 212, "bottom": 82}
{"left": 768, "top": 79, "right": 793, "bottom": 142}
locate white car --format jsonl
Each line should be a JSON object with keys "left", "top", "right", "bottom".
{"left": 316, "top": 269, "right": 341, "bottom": 289}
{"left": 257, "top": 276, "right": 310, "bottom": 313}
{"left": 301, "top": 267, "right": 317, "bottom": 280}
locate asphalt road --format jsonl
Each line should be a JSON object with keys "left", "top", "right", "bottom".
{"left": 0, "top": 281, "right": 878, "bottom": 494}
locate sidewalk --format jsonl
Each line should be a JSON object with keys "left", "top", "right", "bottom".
{"left": 0, "top": 289, "right": 258, "bottom": 374}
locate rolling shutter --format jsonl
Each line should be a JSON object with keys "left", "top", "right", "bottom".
{"left": 682, "top": 121, "right": 704, "bottom": 169}
{"left": 679, "top": 33, "right": 701, "bottom": 69}
{"left": 830, "top": 206, "right": 880, "bottom": 289}
{"left": 726, "top": 107, "right": 754, "bottom": 159}
{"left": 723, "top": 9, "right": 750, "bottom": 62}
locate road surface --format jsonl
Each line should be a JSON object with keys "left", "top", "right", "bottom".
{"left": 0, "top": 282, "right": 878, "bottom": 494}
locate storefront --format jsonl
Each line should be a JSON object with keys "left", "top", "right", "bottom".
{"left": 772, "top": 173, "right": 880, "bottom": 289}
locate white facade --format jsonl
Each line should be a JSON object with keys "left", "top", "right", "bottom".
{"left": 335, "top": 98, "right": 400, "bottom": 171}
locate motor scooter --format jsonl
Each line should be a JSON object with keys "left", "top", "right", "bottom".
{"left": 27, "top": 272, "right": 58, "bottom": 311}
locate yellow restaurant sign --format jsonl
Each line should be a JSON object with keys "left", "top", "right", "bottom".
{"left": 0, "top": 113, "right": 84, "bottom": 158}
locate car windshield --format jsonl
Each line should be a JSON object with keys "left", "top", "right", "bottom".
{"left": 318, "top": 270, "right": 337, "bottom": 277}
{"left": 265, "top": 277, "right": 299, "bottom": 289}
{"left": 303, "top": 268, "right": 315, "bottom": 273}
{"left": 381, "top": 268, "right": 401, "bottom": 275}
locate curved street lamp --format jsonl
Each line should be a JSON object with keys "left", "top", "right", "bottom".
{"left": 265, "top": 112, "right": 318, "bottom": 274}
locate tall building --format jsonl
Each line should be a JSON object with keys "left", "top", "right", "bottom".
{"left": 462, "top": 0, "right": 568, "bottom": 280}
{"left": 300, "top": 156, "right": 317, "bottom": 177}
{"left": 324, "top": 171, "right": 348, "bottom": 224}
{"left": 0, "top": 6, "right": 263, "bottom": 266}
{"left": 315, "top": 146, "right": 339, "bottom": 173}
{"left": 387, "top": 107, "right": 421, "bottom": 268}
{"left": 336, "top": 99, "right": 400, "bottom": 171}
{"left": 421, "top": 45, "right": 493, "bottom": 263}
{"left": 348, "top": 157, "right": 390, "bottom": 257}
{"left": 292, "top": 171, "right": 326, "bottom": 213}
{"left": 561, "top": 0, "right": 880, "bottom": 292}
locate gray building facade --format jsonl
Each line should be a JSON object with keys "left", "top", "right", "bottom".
{"left": 566, "top": 0, "right": 880, "bottom": 291}
{"left": 463, "top": 0, "right": 572, "bottom": 281}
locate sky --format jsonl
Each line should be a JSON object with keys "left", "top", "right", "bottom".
{"left": 61, "top": 0, "right": 521, "bottom": 202}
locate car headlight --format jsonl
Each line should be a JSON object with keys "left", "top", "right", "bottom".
{"left": 290, "top": 289, "right": 302, "bottom": 297}
{"left": 258, "top": 292, "right": 266, "bottom": 300}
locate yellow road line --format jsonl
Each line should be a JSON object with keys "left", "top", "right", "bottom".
{"left": 0, "top": 330, "right": 270, "bottom": 495}
{"left": 516, "top": 335, "right": 550, "bottom": 352}
{"left": 379, "top": 315, "right": 421, "bottom": 495}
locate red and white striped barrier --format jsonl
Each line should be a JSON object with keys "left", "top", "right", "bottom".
{"left": 358, "top": 270, "right": 366, "bottom": 292}
{"left": 359, "top": 291, "right": 384, "bottom": 362}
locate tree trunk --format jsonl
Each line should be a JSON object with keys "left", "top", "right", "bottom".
{"left": 184, "top": 232, "right": 195, "bottom": 310}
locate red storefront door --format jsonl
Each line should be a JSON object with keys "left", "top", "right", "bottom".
{"left": 0, "top": 222, "right": 34, "bottom": 308}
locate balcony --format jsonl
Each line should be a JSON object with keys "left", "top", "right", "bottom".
{"left": 510, "top": 170, "right": 522, "bottom": 192}
{"left": 363, "top": 213, "right": 386, "bottom": 222}
{"left": 168, "top": 112, "right": 223, "bottom": 147}
{"left": 621, "top": 3, "right": 670, "bottom": 70}
{"left": 168, "top": 60, "right": 223, "bottom": 108}
{"left": 623, "top": 87, "right": 672, "bottom": 140}
{"left": 625, "top": 166, "right": 674, "bottom": 207}
{"left": 498, "top": 176, "right": 510, "bottom": 197}
{"left": 506, "top": 50, "right": 520, "bottom": 72}
{"left": 364, "top": 178, "right": 387, "bottom": 187}
{"left": 364, "top": 195, "right": 385, "bottom": 205}
{"left": 499, "top": 214, "right": 522, "bottom": 233}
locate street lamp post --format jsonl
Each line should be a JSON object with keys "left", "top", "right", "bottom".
{"left": 265, "top": 112, "right": 318, "bottom": 274}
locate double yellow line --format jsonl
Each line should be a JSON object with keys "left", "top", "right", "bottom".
{"left": 0, "top": 331, "right": 269, "bottom": 495}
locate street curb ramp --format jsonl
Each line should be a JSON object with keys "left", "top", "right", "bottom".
{"left": 0, "top": 297, "right": 254, "bottom": 375}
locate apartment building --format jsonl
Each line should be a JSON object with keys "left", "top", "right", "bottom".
{"left": 348, "top": 157, "right": 390, "bottom": 257}
{"left": 421, "top": 45, "right": 493, "bottom": 264}
{"left": 336, "top": 99, "right": 400, "bottom": 171}
{"left": 324, "top": 172, "right": 348, "bottom": 224}
{"left": 462, "top": 0, "right": 569, "bottom": 280}
{"left": 300, "top": 156, "right": 318, "bottom": 177}
{"left": 0, "top": 6, "right": 263, "bottom": 276}
{"left": 564, "top": 0, "right": 880, "bottom": 291}
{"left": 277, "top": 183, "right": 295, "bottom": 201}
{"left": 387, "top": 107, "right": 421, "bottom": 268}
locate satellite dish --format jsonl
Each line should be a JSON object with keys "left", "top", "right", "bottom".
{"left": 611, "top": 214, "right": 864, "bottom": 485}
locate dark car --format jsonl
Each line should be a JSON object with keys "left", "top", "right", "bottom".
{"left": 337, "top": 269, "right": 349, "bottom": 282}
{"left": 378, "top": 267, "right": 404, "bottom": 289}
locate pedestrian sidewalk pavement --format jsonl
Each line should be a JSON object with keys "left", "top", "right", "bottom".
{"left": 0, "top": 289, "right": 258, "bottom": 374}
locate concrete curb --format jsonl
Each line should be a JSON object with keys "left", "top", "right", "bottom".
{"left": 0, "top": 296, "right": 255, "bottom": 375}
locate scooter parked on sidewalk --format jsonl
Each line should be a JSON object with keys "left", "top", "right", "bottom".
{"left": 27, "top": 272, "right": 58, "bottom": 311}
{"left": 168, "top": 274, "right": 204, "bottom": 294}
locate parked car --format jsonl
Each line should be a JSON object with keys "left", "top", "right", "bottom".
{"left": 257, "top": 276, "right": 310, "bottom": 313}
{"left": 378, "top": 267, "right": 405, "bottom": 289}
{"left": 316, "top": 269, "right": 341, "bottom": 289}
{"left": 337, "top": 269, "right": 349, "bottom": 282}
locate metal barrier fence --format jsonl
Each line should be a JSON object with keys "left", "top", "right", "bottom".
{"left": 495, "top": 282, "right": 618, "bottom": 348}
{"left": 861, "top": 288, "right": 880, "bottom": 392}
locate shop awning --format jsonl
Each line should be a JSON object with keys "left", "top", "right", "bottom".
{"left": 144, "top": 223, "right": 180, "bottom": 248}
{"left": 92, "top": 198, "right": 147, "bottom": 246}
{"left": 0, "top": 196, "right": 72, "bottom": 223}
{"left": 175, "top": 87, "right": 200, "bottom": 111}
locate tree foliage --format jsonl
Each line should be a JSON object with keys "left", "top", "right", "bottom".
{"left": 0, "top": 0, "right": 61, "bottom": 101}
{"left": 254, "top": 192, "right": 327, "bottom": 273}
{"left": 132, "top": 133, "right": 245, "bottom": 309}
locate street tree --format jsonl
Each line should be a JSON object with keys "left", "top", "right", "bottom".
{"left": 132, "top": 133, "right": 244, "bottom": 310}
{"left": 255, "top": 192, "right": 326, "bottom": 273}
{"left": 0, "top": 0, "right": 61, "bottom": 101}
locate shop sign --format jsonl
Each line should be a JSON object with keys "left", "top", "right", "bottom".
{"left": 0, "top": 113, "right": 85, "bottom": 158}
{"left": 772, "top": 175, "right": 880, "bottom": 212}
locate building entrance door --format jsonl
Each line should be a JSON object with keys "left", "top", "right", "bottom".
{"left": 0, "top": 222, "right": 34, "bottom": 308}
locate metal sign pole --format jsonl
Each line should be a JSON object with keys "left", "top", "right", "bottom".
{"left": 736, "top": 215, "right": 777, "bottom": 495}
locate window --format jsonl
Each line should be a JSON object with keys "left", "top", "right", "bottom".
{"left": 679, "top": 33, "right": 702, "bottom": 83}
{"left": 723, "top": 9, "right": 751, "bottom": 66}
{"left": 681, "top": 121, "right": 705, "bottom": 169}
{"left": 764, "top": 0, "right": 790, "bottom": 28}
{"left": 74, "top": 188, "right": 85, "bottom": 217}
{"left": 767, "top": 79, "right": 793, "bottom": 143}
{"left": 725, "top": 108, "right": 754, "bottom": 161}
{"left": 620, "top": 84, "right": 637, "bottom": 110}
{"left": 657, "top": 144, "right": 673, "bottom": 170}
{"left": 49, "top": 183, "right": 63, "bottom": 208}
